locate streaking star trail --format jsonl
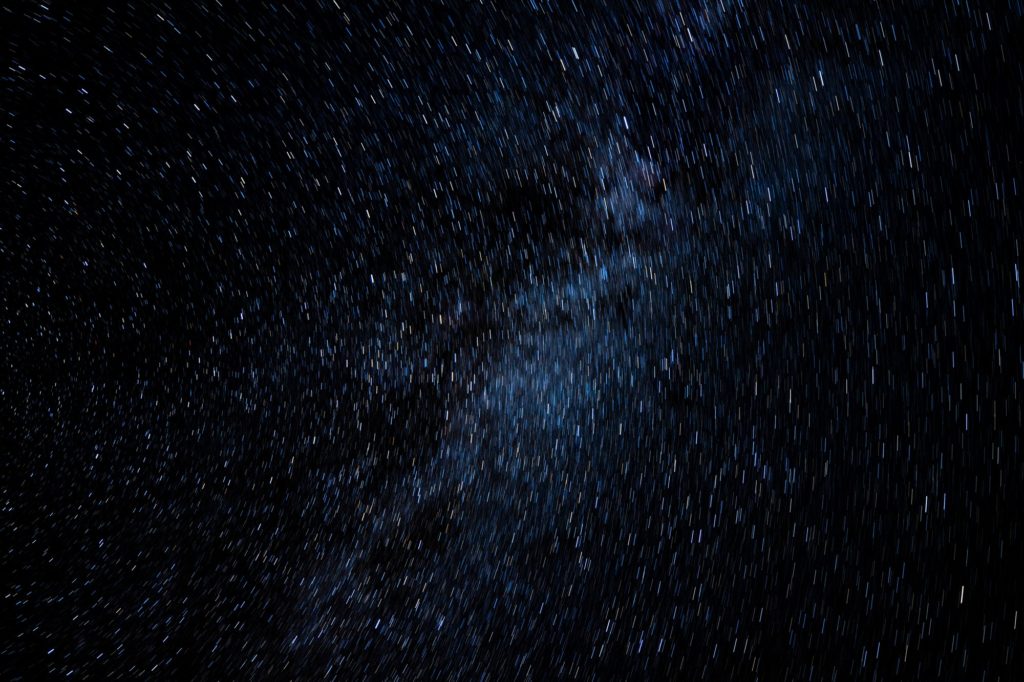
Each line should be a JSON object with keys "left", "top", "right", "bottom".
{"left": 6, "top": 1, "right": 1024, "bottom": 679}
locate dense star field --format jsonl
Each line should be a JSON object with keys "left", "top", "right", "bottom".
{"left": 5, "top": 0, "right": 1024, "bottom": 678}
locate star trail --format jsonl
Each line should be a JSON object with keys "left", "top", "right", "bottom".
{"left": 5, "top": 1, "right": 1024, "bottom": 679}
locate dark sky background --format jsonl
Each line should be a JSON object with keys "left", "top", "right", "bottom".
{"left": 5, "top": 1, "right": 1024, "bottom": 679}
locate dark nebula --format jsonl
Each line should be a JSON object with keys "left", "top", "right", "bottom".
{"left": 5, "top": 1, "right": 1024, "bottom": 679}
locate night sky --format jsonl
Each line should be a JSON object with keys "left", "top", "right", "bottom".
{"left": 5, "top": 1, "right": 1024, "bottom": 679}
